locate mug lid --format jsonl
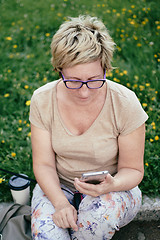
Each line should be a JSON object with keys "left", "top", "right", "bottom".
{"left": 8, "top": 174, "right": 30, "bottom": 191}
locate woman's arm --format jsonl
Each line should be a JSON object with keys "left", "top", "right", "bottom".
{"left": 31, "top": 124, "right": 78, "bottom": 231}
{"left": 74, "top": 123, "right": 146, "bottom": 196}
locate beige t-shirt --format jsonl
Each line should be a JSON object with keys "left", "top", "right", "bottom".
{"left": 29, "top": 79, "right": 148, "bottom": 191}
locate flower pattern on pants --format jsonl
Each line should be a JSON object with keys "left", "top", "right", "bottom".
{"left": 31, "top": 184, "right": 142, "bottom": 240}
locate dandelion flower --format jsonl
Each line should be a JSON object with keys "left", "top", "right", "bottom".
{"left": 11, "top": 152, "right": 16, "bottom": 157}
{"left": 5, "top": 37, "right": 12, "bottom": 41}
{"left": 142, "top": 103, "right": 147, "bottom": 107}
{"left": 150, "top": 138, "right": 154, "bottom": 142}
{"left": 145, "top": 163, "right": 149, "bottom": 166}
{"left": 137, "top": 43, "right": 142, "bottom": 47}
{"left": 45, "top": 33, "right": 50, "bottom": 37}
{"left": 4, "top": 93, "right": 10, "bottom": 97}
{"left": 18, "top": 127, "right": 22, "bottom": 131}
{"left": 24, "top": 85, "right": 29, "bottom": 89}
{"left": 155, "top": 136, "right": 159, "bottom": 141}
{"left": 13, "top": 44, "right": 18, "bottom": 48}
{"left": 28, "top": 132, "right": 31, "bottom": 137}
{"left": 26, "top": 100, "right": 31, "bottom": 106}
{"left": 0, "top": 178, "right": 5, "bottom": 184}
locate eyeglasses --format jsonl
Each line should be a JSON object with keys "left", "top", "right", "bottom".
{"left": 61, "top": 72, "right": 106, "bottom": 89}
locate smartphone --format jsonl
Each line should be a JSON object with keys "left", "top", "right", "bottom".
{"left": 80, "top": 170, "right": 109, "bottom": 184}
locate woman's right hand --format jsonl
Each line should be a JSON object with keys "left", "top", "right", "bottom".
{"left": 52, "top": 202, "right": 78, "bottom": 231}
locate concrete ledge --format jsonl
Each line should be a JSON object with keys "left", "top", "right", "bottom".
{"left": 134, "top": 195, "right": 160, "bottom": 221}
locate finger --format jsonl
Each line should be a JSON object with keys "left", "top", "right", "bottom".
{"left": 67, "top": 208, "right": 78, "bottom": 231}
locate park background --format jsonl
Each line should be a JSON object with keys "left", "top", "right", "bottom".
{"left": 0, "top": 0, "right": 159, "bottom": 202}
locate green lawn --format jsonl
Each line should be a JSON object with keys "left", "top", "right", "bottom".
{"left": 0, "top": 0, "right": 160, "bottom": 202}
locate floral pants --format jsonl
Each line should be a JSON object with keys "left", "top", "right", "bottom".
{"left": 31, "top": 184, "right": 142, "bottom": 240}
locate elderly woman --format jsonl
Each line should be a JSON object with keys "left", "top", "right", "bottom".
{"left": 30, "top": 15, "right": 148, "bottom": 240}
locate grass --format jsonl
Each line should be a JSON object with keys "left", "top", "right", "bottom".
{"left": 0, "top": 0, "right": 159, "bottom": 202}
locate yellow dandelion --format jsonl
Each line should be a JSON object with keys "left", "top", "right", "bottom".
{"left": 133, "top": 84, "right": 138, "bottom": 88}
{"left": 0, "top": 178, "right": 4, "bottom": 184}
{"left": 43, "top": 77, "right": 47, "bottom": 82}
{"left": 113, "top": 9, "right": 116, "bottom": 12}
{"left": 151, "top": 97, "right": 155, "bottom": 101}
{"left": 134, "top": 75, "right": 139, "bottom": 80}
{"left": 122, "top": 8, "right": 126, "bottom": 12}
{"left": 6, "top": 36, "right": 12, "bottom": 41}
{"left": 123, "top": 70, "right": 128, "bottom": 75}
{"left": 26, "top": 123, "right": 30, "bottom": 127}
{"left": 24, "top": 85, "right": 29, "bottom": 89}
{"left": 151, "top": 122, "right": 155, "bottom": 126}
{"left": 142, "top": 21, "right": 146, "bottom": 25}
{"left": 18, "top": 127, "right": 22, "bottom": 131}
{"left": 150, "top": 138, "right": 154, "bottom": 142}
{"left": 155, "top": 136, "right": 159, "bottom": 141}
{"left": 126, "top": 83, "right": 131, "bottom": 87}
{"left": 19, "top": 119, "right": 22, "bottom": 124}
{"left": 27, "top": 132, "right": 31, "bottom": 137}
{"left": 4, "top": 93, "right": 10, "bottom": 97}
{"left": 152, "top": 125, "right": 156, "bottom": 130}
{"left": 129, "top": 20, "right": 135, "bottom": 25}
{"left": 116, "top": 13, "right": 120, "bottom": 17}
{"left": 116, "top": 46, "right": 121, "bottom": 51}
{"left": 139, "top": 85, "right": 144, "bottom": 90}
{"left": 142, "top": 103, "right": 147, "bottom": 107}
{"left": 9, "top": 54, "right": 14, "bottom": 58}
{"left": 145, "top": 163, "right": 149, "bottom": 167}
{"left": 57, "top": 13, "right": 62, "bottom": 17}
{"left": 119, "top": 72, "right": 124, "bottom": 76}
{"left": 146, "top": 83, "right": 150, "bottom": 87}
{"left": 26, "top": 100, "right": 31, "bottom": 106}
{"left": 45, "top": 33, "right": 50, "bottom": 37}
{"left": 8, "top": 69, "right": 11, "bottom": 73}
{"left": 1, "top": 140, "right": 5, "bottom": 143}
{"left": 35, "top": 25, "right": 40, "bottom": 29}
{"left": 11, "top": 152, "right": 16, "bottom": 157}
{"left": 131, "top": 5, "right": 135, "bottom": 8}
{"left": 13, "top": 44, "right": 18, "bottom": 48}
{"left": 157, "top": 26, "right": 160, "bottom": 30}
{"left": 20, "top": 27, "right": 24, "bottom": 31}
{"left": 137, "top": 43, "right": 142, "bottom": 47}
{"left": 133, "top": 15, "right": 137, "bottom": 18}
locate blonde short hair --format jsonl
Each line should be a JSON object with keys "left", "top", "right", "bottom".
{"left": 51, "top": 15, "right": 115, "bottom": 72}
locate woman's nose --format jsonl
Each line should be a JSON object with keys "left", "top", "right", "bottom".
{"left": 78, "top": 84, "right": 90, "bottom": 96}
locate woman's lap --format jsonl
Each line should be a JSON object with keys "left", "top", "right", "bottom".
{"left": 31, "top": 184, "right": 142, "bottom": 240}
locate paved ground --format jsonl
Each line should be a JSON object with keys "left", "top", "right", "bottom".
{"left": 112, "top": 220, "right": 160, "bottom": 240}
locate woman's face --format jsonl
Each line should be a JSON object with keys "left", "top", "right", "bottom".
{"left": 61, "top": 59, "right": 106, "bottom": 105}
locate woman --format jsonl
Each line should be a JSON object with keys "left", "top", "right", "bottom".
{"left": 30, "top": 15, "right": 148, "bottom": 240}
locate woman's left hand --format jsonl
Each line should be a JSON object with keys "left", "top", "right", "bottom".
{"left": 74, "top": 173, "right": 116, "bottom": 197}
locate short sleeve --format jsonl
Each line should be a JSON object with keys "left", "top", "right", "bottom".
{"left": 29, "top": 93, "right": 47, "bottom": 130}
{"left": 117, "top": 91, "right": 148, "bottom": 135}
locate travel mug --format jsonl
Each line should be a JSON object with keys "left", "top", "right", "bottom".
{"left": 8, "top": 174, "right": 30, "bottom": 205}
